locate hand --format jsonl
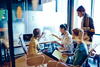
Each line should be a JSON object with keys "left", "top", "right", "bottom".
{"left": 58, "top": 47, "right": 67, "bottom": 51}
{"left": 82, "top": 27, "right": 90, "bottom": 31}
{"left": 62, "top": 53, "right": 68, "bottom": 57}
{"left": 59, "top": 59, "right": 64, "bottom": 62}
{"left": 51, "top": 34, "right": 57, "bottom": 37}
{"left": 62, "top": 53, "right": 74, "bottom": 56}
{"left": 90, "top": 29, "right": 95, "bottom": 32}
{"left": 83, "top": 33, "right": 90, "bottom": 41}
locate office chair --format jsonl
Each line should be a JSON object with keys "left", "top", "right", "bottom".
{"left": 19, "top": 34, "right": 47, "bottom": 67}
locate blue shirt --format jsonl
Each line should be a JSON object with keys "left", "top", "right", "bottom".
{"left": 73, "top": 42, "right": 88, "bottom": 66}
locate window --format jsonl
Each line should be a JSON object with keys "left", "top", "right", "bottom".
{"left": 25, "top": 0, "right": 68, "bottom": 35}
{"left": 93, "top": 0, "right": 100, "bottom": 34}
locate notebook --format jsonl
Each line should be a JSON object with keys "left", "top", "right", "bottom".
{"left": 52, "top": 50, "right": 68, "bottom": 62}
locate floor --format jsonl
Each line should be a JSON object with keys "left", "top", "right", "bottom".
{"left": 0, "top": 55, "right": 99, "bottom": 67}
{"left": 1, "top": 35, "right": 100, "bottom": 67}
{"left": 16, "top": 55, "right": 47, "bottom": 67}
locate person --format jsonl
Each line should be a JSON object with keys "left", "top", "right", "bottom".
{"left": 71, "top": 28, "right": 88, "bottom": 66}
{"left": 77, "top": 5, "right": 95, "bottom": 42}
{"left": 52, "top": 24, "right": 73, "bottom": 53}
{"left": 27, "top": 28, "right": 53, "bottom": 66}
{"left": 47, "top": 28, "right": 88, "bottom": 67}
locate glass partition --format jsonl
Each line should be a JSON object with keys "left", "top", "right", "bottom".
{"left": 25, "top": 0, "right": 68, "bottom": 34}
{"left": 0, "top": 0, "right": 68, "bottom": 67}
{"left": 11, "top": 0, "right": 68, "bottom": 67}
{"left": 0, "top": 1, "right": 11, "bottom": 67}
{"left": 93, "top": 0, "right": 100, "bottom": 34}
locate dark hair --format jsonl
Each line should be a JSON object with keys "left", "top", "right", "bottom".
{"left": 77, "top": 5, "right": 85, "bottom": 12}
{"left": 33, "top": 28, "right": 40, "bottom": 37}
{"left": 60, "top": 24, "right": 68, "bottom": 30}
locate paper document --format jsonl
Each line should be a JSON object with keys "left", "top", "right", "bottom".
{"left": 52, "top": 50, "right": 68, "bottom": 62}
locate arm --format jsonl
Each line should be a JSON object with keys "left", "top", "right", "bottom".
{"left": 89, "top": 18, "right": 95, "bottom": 32}
{"left": 62, "top": 53, "right": 74, "bottom": 56}
{"left": 82, "top": 27, "right": 90, "bottom": 31}
{"left": 82, "top": 17, "right": 95, "bottom": 32}
{"left": 38, "top": 32, "right": 45, "bottom": 41}
{"left": 52, "top": 41, "right": 64, "bottom": 47}
{"left": 73, "top": 52, "right": 84, "bottom": 66}
{"left": 39, "top": 41, "right": 52, "bottom": 44}
{"left": 82, "top": 27, "right": 95, "bottom": 32}
{"left": 52, "top": 34, "right": 62, "bottom": 40}
{"left": 83, "top": 17, "right": 95, "bottom": 32}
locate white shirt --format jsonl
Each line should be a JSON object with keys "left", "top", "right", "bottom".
{"left": 61, "top": 31, "right": 73, "bottom": 52}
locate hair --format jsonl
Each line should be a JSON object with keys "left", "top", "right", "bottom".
{"left": 60, "top": 24, "right": 68, "bottom": 30}
{"left": 33, "top": 28, "right": 40, "bottom": 38}
{"left": 77, "top": 5, "right": 85, "bottom": 12}
{"left": 72, "top": 28, "right": 84, "bottom": 39}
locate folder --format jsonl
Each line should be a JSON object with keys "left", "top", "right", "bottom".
{"left": 52, "top": 50, "right": 68, "bottom": 62}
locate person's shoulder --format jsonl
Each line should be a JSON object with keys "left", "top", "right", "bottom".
{"left": 66, "top": 31, "right": 72, "bottom": 36}
{"left": 80, "top": 42, "right": 88, "bottom": 50}
{"left": 84, "top": 13, "right": 92, "bottom": 19}
{"left": 30, "top": 37, "right": 36, "bottom": 42}
{"left": 65, "top": 32, "right": 72, "bottom": 40}
{"left": 82, "top": 42, "right": 87, "bottom": 45}
{"left": 88, "top": 16, "right": 93, "bottom": 20}
{"left": 78, "top": 43, "right": 87, "bottom": 51}
{"left": 31, "top": 37, "right": 35, "bottom": 40}
{"left": 79, "top": 42, "right": 86, "bottom": 47}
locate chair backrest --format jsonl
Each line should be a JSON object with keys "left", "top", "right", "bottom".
{"left": 19, "top": 34, "right": 28, "bottom": 54}
{"left": 81, "top": 48, "right": 96, "bottom": 67}
{"left": 81, "top": 55, "right": 89, "bottom": 66}
{"left": 81, "top": 34, "right": 100, "bottom": 66}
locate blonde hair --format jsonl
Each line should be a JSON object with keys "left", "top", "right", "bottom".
{"left": 72, "top": 28, "right": 84, "bottom": 40}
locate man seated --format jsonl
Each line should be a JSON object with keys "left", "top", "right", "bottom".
{"left": 47, "top": 28, "right": 88, "bottom": 67}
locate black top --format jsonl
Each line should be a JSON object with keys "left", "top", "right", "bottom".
{"left": 82, "top": 13, "right": 95, "bottom": 30}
